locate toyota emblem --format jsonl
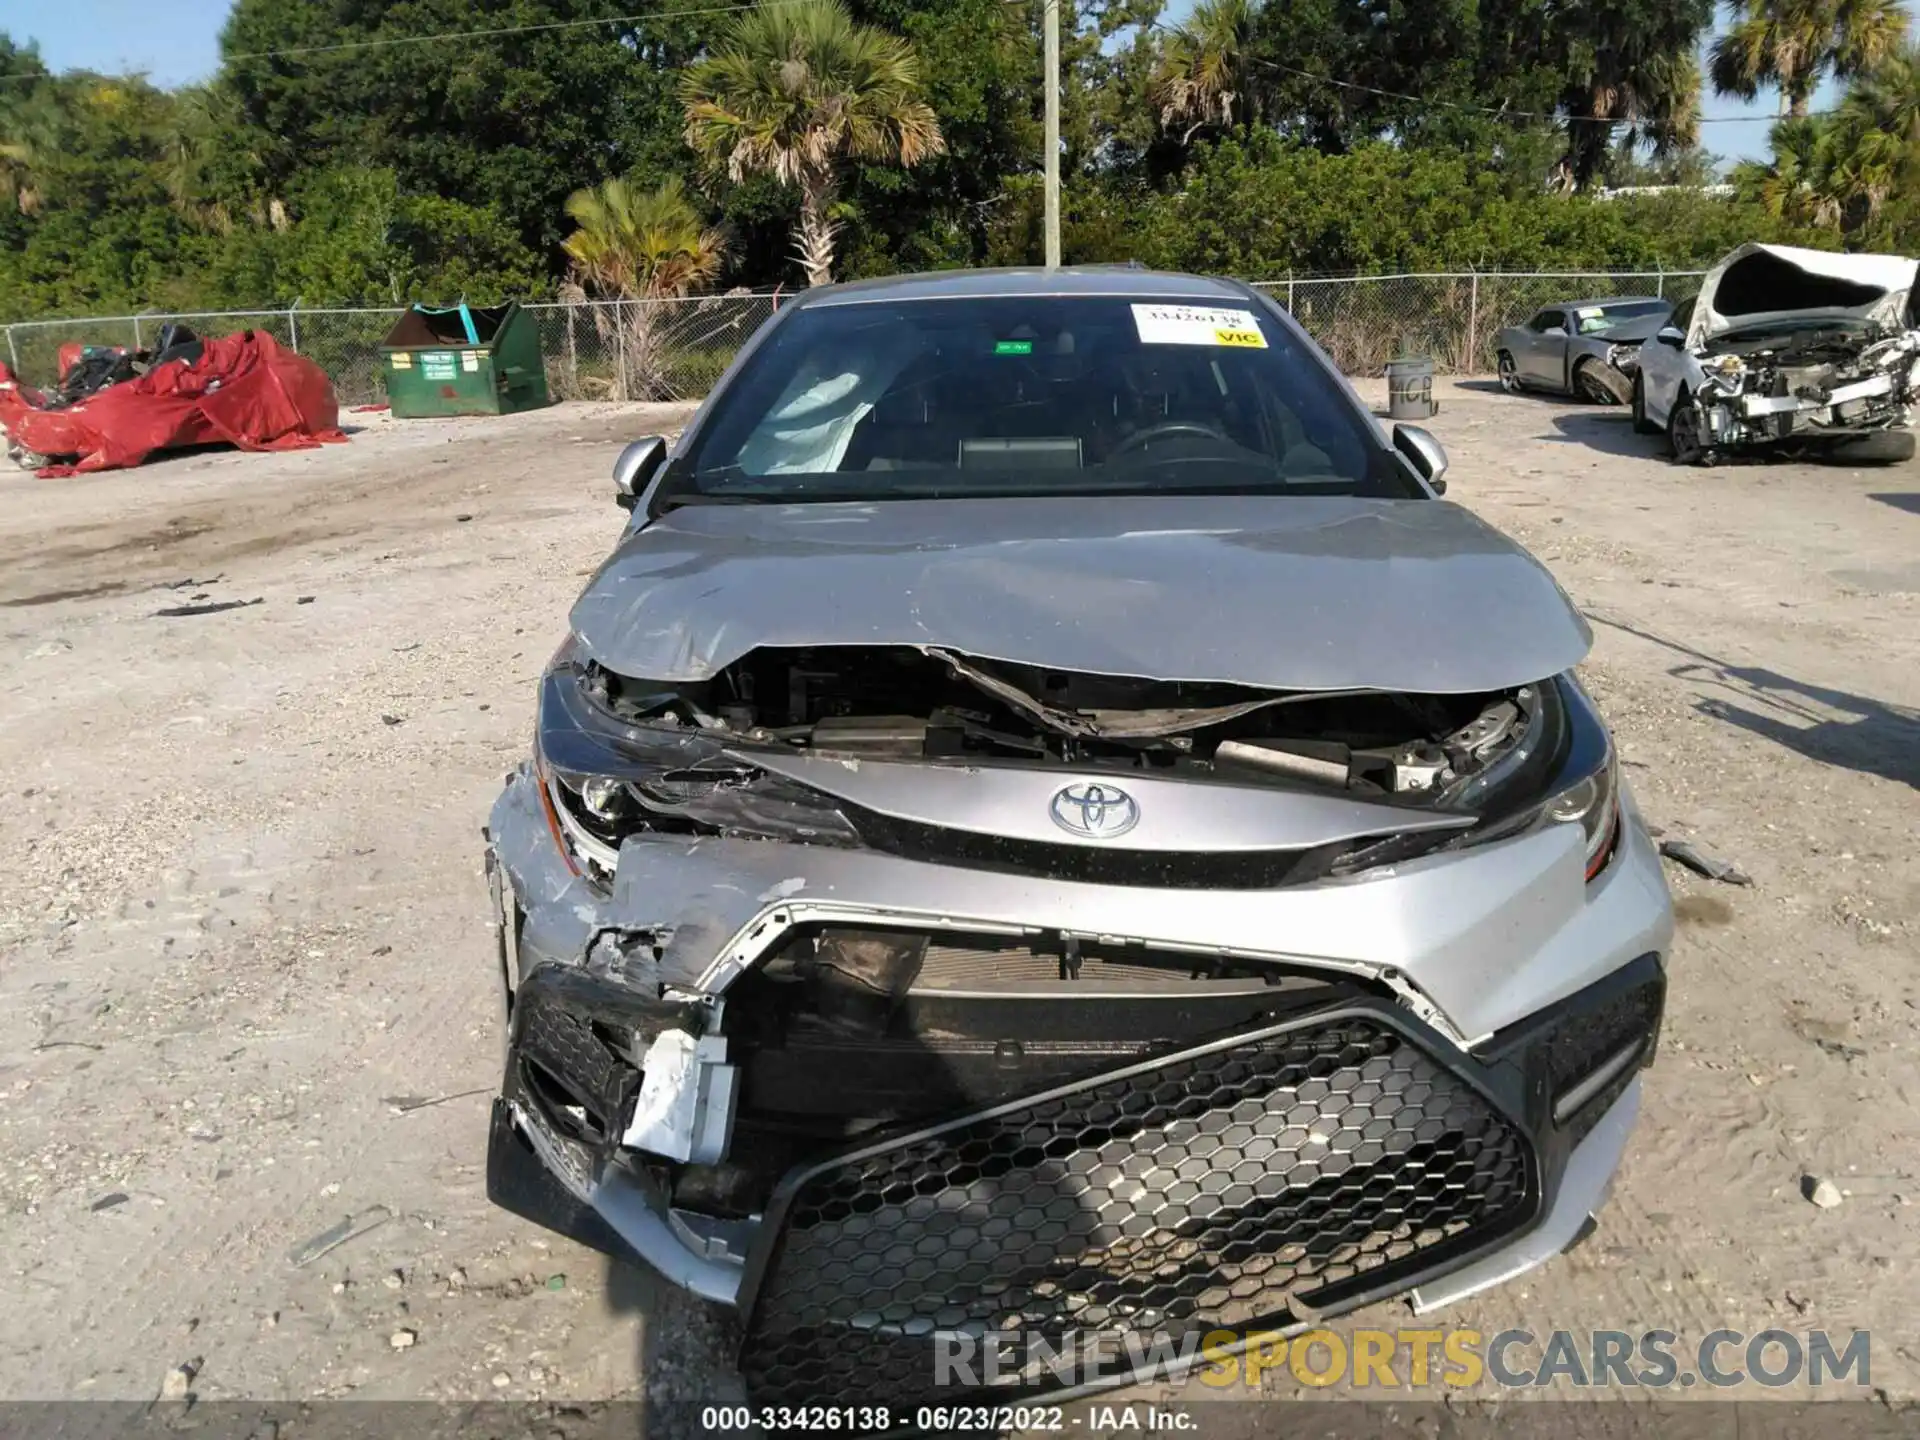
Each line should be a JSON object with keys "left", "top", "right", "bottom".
{"left": 1049, "top": 781, "right": 1140, "bottom": 840}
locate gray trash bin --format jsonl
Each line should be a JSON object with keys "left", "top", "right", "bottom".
{"left": 1385, "top": 356, "right": 1436, "bottom": 419}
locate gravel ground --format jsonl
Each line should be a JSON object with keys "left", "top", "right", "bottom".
{"left": 0, "top": 381, "right": 1914, "bottom": 1420}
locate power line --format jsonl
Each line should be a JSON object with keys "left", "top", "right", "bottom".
{"left": 0, "top": 0, "right": 1034, "bottom": 82}
{"left": 0, "top": 3, "right": 1852, "bottom": 131}
{"left": 1246, "top": 55, "right": 1846, "bottom": 126}
{"left": 224, "top": 2, "right": 767, "bottom": 63}
{"left": 0, "top": 2, "right": 765, "bottom": 82}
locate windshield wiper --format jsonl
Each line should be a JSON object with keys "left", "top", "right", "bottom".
{"left": 657, "top": 491, "right": 775, "bottom": 511}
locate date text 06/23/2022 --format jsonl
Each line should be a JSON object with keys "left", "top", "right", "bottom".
{"left": 702, "top": 1405, "right": 1191, "bottom": 1432}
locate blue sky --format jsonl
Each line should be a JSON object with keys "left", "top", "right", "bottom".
{"left": 4, "top": 0, "right": 1866, "bottom": 164}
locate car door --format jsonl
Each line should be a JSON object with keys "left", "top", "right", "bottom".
{"left": 1516, "top": 308, "right": 1571, "bottom": 388}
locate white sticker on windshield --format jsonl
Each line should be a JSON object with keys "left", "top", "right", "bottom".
{"left": 1131, "top": 304, "right": 1268, "bottom": 349}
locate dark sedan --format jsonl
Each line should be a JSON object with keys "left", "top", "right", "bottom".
{"left": 1495, "top": 296, "right": 1673, "bottom": 404}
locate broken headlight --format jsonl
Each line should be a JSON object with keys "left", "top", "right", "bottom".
{"left": 1606, "top": 343, "right": 1639, "bottom": 375}
{"left": 1318, "top": 677, "right": 1618, "bottom": 883}
{"left": 1462, "top": 674, "right": 1620, "bottom": 881}
{"left": 534, "top": 659, "right": 860, "bottom": 882}
{"left": 1705, "top": 353, "right": 1747, "bottom": 388}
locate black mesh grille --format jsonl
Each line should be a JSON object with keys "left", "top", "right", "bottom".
{"left": 513, "top": 985, "right": 639, "bottom": 1148}
{"left": 741, "top": 1013, "right": 1535, "bottom": 1407}
{"left": 843, "top": 807, "right": 1327, "bottom": 889}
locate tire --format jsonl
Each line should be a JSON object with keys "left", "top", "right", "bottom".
{"left": 1666, "top": 391, "right": 1709, "bottom": 465}
{"left": 1630, "top": 373, "right": 1659, "bottom": 434}
{"left": 1497, "top": 352, "right": 1522, "bottom": 394}
{"left": 1574, "top": 358, "right": 1629, "bottom": 406}
{"left": 1816, "top": 431, "right": 1916, "bottom": 465}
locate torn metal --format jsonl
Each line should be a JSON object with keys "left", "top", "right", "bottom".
{"left": 481, "top": 268, "right": 1676, "bottom": 1410}
{"left": 1679, "top": 329, "right": 1920, "bottom": 457}
{"left": 1675, "top": 243, "right": 1920, "bottom": 460}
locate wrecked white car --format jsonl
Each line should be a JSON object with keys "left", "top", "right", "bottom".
{"left": 1631, "top": 242, "right": 1920, "bottom": 465}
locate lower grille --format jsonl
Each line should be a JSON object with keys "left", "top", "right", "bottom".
{"left": 740, "top": 1011, "right": 1535, "bottom": 1407}
{"left": 1540, "top": 962, "right": 1665, "bottom": 1150}
{"left": 511, "top": 975, "right": 643, "bottom": 1153}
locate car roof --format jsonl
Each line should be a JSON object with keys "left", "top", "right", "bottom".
{"left": 1553, "top": 295, "right": 1668, "bottom": 311}
{"left": 803, "top": 266, "right": 1253, "bottom": 307}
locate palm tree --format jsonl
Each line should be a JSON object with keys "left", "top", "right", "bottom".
{"left": 1710, "top": 0, "right": 1908, "bottom": 117}
{"left": 1838, "top": 37, "right": 1920, "bottom": 150}
{"left": 0, "top": 80, "right": 63, "bottom": 216}
{"left": 681, "top": 0, "right": 944, "bottom": 287}
{"left": 1812, "top": 45, "right": 1920, "bottom": 231}
{"left": 159, "top": 85, "right": 237, "bottom": 232}
{"left": 562, "top": 174, "right": 727, "bottom": 300}
{"left": 1559, "top": 40, "right": 1707, "bottom": 189}
{"left": 1151, "top": 0, "right": 1257, "bottom": 143}
{"left": 1730, "top": 114, "right": 1843, "bottom": 224}
{"left": 560, "top": 174, "right": 730, "bottom": 402}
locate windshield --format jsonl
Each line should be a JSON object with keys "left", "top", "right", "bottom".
{"left": 1574, "top": 301, "right": 1668, "bottom": 335}
{"left": 662, "top": 294, "right": 1415, "bottom": 504}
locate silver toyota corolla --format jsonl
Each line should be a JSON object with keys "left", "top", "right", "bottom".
{"left": 483, "top": 267, "right": 1674, "bottom": 1407}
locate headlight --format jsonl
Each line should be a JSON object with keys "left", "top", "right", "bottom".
{"left": 1452, "top": 674, "right": 1621, "bottom": 882}
{"left": 1313, "top": 676, "right": 1621, "bottom": 884}
{"left": 535, "top": 661, "right": 860, "bottom": 884}
{"left": 1606, "top": 343, "right": 1638, "bottom": 373}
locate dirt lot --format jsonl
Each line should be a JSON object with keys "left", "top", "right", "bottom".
{"left": 0, "top": 381, "right": 1915, "bottom": 1422}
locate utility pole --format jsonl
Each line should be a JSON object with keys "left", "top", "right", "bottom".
{"left": 1043, "top": 0, "right": 1060, "bottom": 268}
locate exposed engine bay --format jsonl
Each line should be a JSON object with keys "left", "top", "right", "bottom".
{"left": 1684, "top": 324, "right": 1920, "bottom": 454}
{"left": 536, "top": 643, "right": 1611, "bottom": 893}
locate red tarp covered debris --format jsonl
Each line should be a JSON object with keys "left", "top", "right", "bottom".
{"left": 0, "top": 329, "right": 347, "bottom": 476}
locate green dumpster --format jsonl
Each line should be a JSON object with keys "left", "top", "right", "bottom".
{"left": 380, "top": 301, "right": 549, "bottom": 417}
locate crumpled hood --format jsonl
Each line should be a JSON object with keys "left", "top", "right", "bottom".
{"left": 568, "top": 495, "right": 1591, "bottom": 694}
{"left": 1689, "top": 242, "right": 1919, "bottom": 348}
{"left": 1591, "top": 314, "right": 1669, "bottom": 345}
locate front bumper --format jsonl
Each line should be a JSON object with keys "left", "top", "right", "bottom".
{"left": 1693, "top": 368, "right": 1915, "bottom": 448}
{"left": 483, "top": 766, "right": 1672, "bottom": 1404}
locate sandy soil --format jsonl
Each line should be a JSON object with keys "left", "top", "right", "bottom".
{"left": 0, "top": 382, "right": 1914, "bottom": 1419}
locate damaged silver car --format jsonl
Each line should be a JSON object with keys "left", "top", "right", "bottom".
{"left": 1633, "top": 242, "right": 1920, "bottom": 464}
{"left": 483, "top": 268, "right": 1674, "bottom": 1409}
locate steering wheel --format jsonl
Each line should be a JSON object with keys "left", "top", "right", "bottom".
{"left": 1110, "top": 420, "right": 1231, "bottom": 457}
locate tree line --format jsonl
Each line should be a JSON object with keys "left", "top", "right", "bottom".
{"left": 0, "top": 0, "right": 1915, "bottom": 321}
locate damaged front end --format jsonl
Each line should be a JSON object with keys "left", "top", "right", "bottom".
{"left": 1678, "top": 328, "right": 1920, "bottom": 461}
{"left": 1673, "top": 240, "right": 1920, "bottom": 463}
{"left": 484, "top": 637, "right": 1666, "bottom": 1405}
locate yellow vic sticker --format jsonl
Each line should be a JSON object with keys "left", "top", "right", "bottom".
{"left": 1214, "top": 327, "right": 1266, "bottom": 347}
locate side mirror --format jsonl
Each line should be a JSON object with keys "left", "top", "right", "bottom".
{"left": 1655, "top": 327, "right": 1686, "bottom": 349}
{"left": 1544, "top": 325, "right": 1567, "bottom": 337}
{"left": 1392, "top": 423, "right": 1448, "bottom": 494}
{"left": 613, "top": 436, "right": 668, "bottom": 512}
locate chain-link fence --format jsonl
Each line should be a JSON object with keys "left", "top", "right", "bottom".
{"left": 2, "top": 271, "right": 1704, "bottom": 406}
{"left": 1250, "top": 270, "right": 1706, "bottom": 375}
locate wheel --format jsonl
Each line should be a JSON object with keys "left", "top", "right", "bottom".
{"left": 1497, "top": 352, "right": 1522, "bottom": 394}
{"left": 1666, "top": 392, "right": 1709, "bottom": 465}
{"left": 1816, "top": 431, "right": 1916, "bottom": 465}
{"left": 1630, "top": 373, "right": 1659, "bottom": 434}
{"left": 1574, "top": 358, "right": 1628, "bottom": 405}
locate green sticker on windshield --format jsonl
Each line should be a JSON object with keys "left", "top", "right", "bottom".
{"left": 993, "top": 339, "right": 1035, "bottom": 355}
